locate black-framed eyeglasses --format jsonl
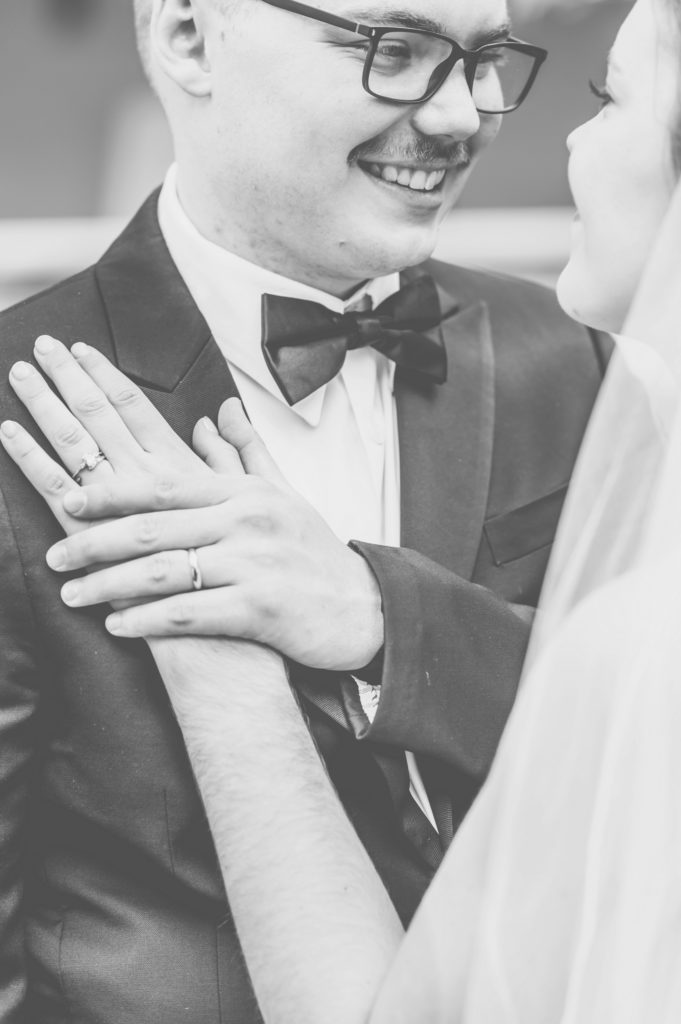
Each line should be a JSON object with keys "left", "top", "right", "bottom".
{"left": 261, "top": 0, "right": 548, "bottom": 113}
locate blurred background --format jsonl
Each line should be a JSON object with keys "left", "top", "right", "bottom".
{"left": 0, "top": 0, "right": 631, "bottom": 309}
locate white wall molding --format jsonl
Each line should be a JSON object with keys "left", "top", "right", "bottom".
{"left": 0, "top": 208, "right": 574, "bottom": 311}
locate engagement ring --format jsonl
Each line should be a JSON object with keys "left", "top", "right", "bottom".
{"left": 72, "top": 450, "right": 108, "bottom": 485}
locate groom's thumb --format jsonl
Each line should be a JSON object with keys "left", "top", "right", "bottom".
{"left": 217, "top": 398, "right": 293, "bottom": 490}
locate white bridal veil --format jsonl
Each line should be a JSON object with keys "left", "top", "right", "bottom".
{"left": 371, "top": 182, "right": 681, "bottom": 1023}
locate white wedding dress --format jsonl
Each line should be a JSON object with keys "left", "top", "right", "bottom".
{"left": 369, "top": 184, "right": 681, "bottom": 1023}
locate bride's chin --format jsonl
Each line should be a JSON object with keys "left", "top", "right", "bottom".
{"left": 556, "top": 261, "right": 593, "bottom": 327}
{"left": 556, "top": 260, "right": 625, "bottom": 334}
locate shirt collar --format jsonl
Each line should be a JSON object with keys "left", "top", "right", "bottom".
{"left": 157, "top": 164, "right": 400, "bottom": 423}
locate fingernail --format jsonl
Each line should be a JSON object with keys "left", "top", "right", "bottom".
{"left": 71, "top": 343, "right": 89, "bottom": 358}
{"left": 106, "top": 613, "right": 122, "bottom": 635}
{"left": 47, "top": 544, "right": 67, "bottom": 570}
{"left": 61, "top": 581, "right": 80, "bottom": 606}
{"left": 202, "top": 417, "right": 218, "bottom": 434}
{"left": 34, "top": 335, "right": 55, "bottom": 355}
{"left": 0, "top": 421, "right": 18, "bottom": 438}
{"left": 63, "top": 491, "right": 86, "bottom": 514}
{"left": 10, "top": 362, "right": 33, "bottom": 380}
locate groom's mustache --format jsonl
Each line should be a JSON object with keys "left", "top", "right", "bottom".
{"left": 350, "top": 136, "right": 472, "bottom": 168}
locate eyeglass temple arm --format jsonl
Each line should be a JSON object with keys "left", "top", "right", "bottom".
{"left": 260, "top": 0, "right": 374, "bottom": 37}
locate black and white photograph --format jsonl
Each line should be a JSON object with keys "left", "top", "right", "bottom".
{"left": 0, "top": 0, "right": 679, "bottom": 1019}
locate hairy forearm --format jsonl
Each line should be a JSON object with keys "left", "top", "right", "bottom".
{"left": 148, "top": 636, "right": 403, "bottom": 1024}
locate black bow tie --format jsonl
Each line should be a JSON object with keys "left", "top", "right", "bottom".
{"left": 261, "top": 274, "right": 449, "bottom": 405}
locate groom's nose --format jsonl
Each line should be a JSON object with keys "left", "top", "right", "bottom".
{"left": 409, "top": 65, "right": 482, "bottom": 141}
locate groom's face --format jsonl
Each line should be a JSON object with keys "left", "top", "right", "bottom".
{"left": 194, "top": 0, "right": 507, "bottom": 293}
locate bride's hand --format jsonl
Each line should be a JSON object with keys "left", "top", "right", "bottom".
{"left": 0, "top": 335, "right": 243, "bottom": 538}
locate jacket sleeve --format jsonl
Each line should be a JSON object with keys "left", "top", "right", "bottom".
{"left": 341, "top": 328, "right": 613, "bottom": 781}
{"left": 346, "top": 542, "right": 531, "bottom": 781}
{"left": 0, "top": 486, "right": 42, "bottom": 1021}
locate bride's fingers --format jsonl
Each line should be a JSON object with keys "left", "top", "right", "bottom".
{"left": 33, "top": 337, "right": 144, "bottom": 467}
{"left": 217, "top": 398, "right": 292, "bottom": 490}
{"left": 61, "top": 471, "right": 244, "bottom": 521}
{"left": 9, "top": 359, "right": 115, "bottom": 482}
{"left": 192, "top": 417, "right": 244, "bottom": 475}
{"left": 71, "top": 343, "right": 199, "bottom": 463}
{"left": 0, "top": 420, "right": 83, "bottom": 534}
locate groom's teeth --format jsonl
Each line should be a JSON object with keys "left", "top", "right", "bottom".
{"left": 368, "top": 163, "right": 447, "bottom": 191}
{"left": 426, "top": 170, "right": 445, "bottom": 190}
{"left": 408, "top": 170, "right": 427, "bottom": 191}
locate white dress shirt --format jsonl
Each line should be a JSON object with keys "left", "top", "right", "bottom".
{"left": 158, "top": 165, "right": 437, "bottom": 831}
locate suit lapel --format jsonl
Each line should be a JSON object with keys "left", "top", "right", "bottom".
{"left": 95, "top": 194, "right": 348, "bottom": 734}
{"left": 95, "top": 191, "right": 239, "bottom": 441}
{"left": 396, "top": 266, "right": 496, "bottom": 580}
{"left": 393, "top": 271, "right": 495, "bottom": 853}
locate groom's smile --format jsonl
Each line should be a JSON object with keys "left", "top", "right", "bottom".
{"left": 352, "top": 133, "right": 474, "bottom": 209}
{"left": 359, "top": 163, "right": 449, "bottom": 191}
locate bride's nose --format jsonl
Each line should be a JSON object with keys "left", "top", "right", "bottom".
{"left": 566, "top": 117, "right": 594, "bottom": 154}
{"left": 566, "top": 126, "right": 581, "bottom": 154}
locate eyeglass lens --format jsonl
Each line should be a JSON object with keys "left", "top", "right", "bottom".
{"left": 368, "top": 34, "right": 537, "bottom": 111}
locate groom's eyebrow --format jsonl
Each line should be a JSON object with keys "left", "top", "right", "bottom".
{"left": 346, "top": 8, "right": 512, "bottom": 44}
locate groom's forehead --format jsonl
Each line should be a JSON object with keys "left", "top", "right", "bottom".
{"left": 228, "top": 0, "right": 512, "bottom": 44}
{"left": 350, "top": 2, "right": 510, "bottom": 38}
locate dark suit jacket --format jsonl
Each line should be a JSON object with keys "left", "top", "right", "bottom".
{"left": 0, "top": 194, "right": 607, "bottom": 1023}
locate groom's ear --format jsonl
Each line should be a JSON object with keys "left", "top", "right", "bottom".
{"left": 150, "top": 0, "right": 213, "bottom": 98}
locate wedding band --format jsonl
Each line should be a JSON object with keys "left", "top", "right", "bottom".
{"left": 187, "top": 547, "right": 203, "bottom": 592}
{"left": 72, "top": 449, "right": 108, "bottom": 485}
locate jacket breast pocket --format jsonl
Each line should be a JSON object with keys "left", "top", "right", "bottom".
{"left": 483, "top": 484, "right": 568, "bottom": 567}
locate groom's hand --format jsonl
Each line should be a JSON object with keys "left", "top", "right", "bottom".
{"left": 51, "top": 472, "right": 384, "bottom": 672}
